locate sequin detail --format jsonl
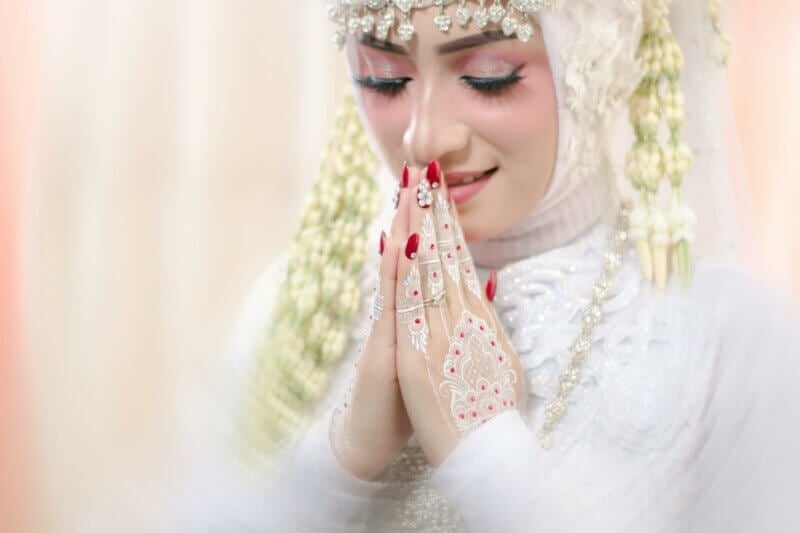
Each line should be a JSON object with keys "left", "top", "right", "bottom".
{"left": 361, "top": 447, "right": 464, "bottom": 531}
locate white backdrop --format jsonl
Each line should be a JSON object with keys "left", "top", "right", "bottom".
{"left": 25, "top": 2, "right": 345, "bottom": 531}
{"left": 21, "top": 1, "right": 800, "bottom": 532}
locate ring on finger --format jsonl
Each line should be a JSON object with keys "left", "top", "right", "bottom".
{"left": 417, "top": 180, "right": 433, "bottom": 208}
{"left": 422, "top": 291, "right": 446, "bottom": 307}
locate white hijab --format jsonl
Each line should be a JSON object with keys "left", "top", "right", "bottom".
{"left": 469, "top": 1, "right": 748, "bottom": 269}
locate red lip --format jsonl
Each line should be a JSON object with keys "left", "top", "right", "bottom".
{"left": 447, "top": 168, "right": 497, "bottom": 205}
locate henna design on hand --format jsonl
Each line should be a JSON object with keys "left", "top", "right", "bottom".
{"left": 397, "top": 266, "right": 428, "bottom": 353}
{"left": 438, "top": 310, "right": 517, "bottom": 435}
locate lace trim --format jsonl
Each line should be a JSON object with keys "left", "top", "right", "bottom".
{"left": 493, "top": 215, "right": 674, "bottom": 449}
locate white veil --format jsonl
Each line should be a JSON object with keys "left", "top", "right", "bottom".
{"left": 664, "top": 0, "right": 752, "bottom": 264}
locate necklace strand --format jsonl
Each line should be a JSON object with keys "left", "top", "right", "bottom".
{"left": 537, "top": 206, "right": 631, "bottom": 449}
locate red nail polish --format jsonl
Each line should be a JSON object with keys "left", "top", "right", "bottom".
{"left": 486, "top": 270, "right": 498, "bottom": 302}
{"left": 401, "top": 163, "right": 410, "bottom": 188}
{"left": 379, "top": 231, "right": 386, "bottom": 256}
{"left": 427, "top": 161, "right": 441, "bottom": 189}
{"left": 405, "top": 233, "right": 420, "bottom": 260}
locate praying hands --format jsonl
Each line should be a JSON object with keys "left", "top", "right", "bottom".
{"left": 331, "top": 162, "right": 524, "bottom": 479}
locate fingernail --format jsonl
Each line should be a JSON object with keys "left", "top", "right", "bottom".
{"left": 379, "top": 231, "right": 386, "bottom": 256}
{"left": 427, "top": 161, "right": 441, "bottom": 189}
{"left": 405, "top": 233, "right": 420, "bottom": 260}
{"left": 401, "top": 163, "right": 410, "bottom": 188}
{"left": 486, "top": 269, "right": 498, "bottom": 302}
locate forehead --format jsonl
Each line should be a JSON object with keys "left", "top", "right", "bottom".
{"left": 356, "top": 30, "right": 519, "bottom": 57}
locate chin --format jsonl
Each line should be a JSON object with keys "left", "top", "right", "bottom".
{"left": 457, "top": 180, "right": 526, "bottom": 243}
{"left": 460, "top": 214, "right": 507, "bottom": 243}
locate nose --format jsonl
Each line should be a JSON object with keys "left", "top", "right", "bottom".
{"left": 402, "top": 81, "right": 470, "bottom": 167}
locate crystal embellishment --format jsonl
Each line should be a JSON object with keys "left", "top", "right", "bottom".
{"left": 455, "top": 5, "right": 471, "bottom": 26}
{"left": 348, "top": 16, "right": 362, "bottom": 34}
{"left": 361, "top": 14, "right": 375, "bottom": 32}
{"left": 394, "top": 0, "right": 414, "bottom": 13}
{"left": 537, "top": 207, "right": 632, "bottom": 449}
{"left": 489, "top": 2, "right": 506, "bottom": 23}
{"left": 434, "top": 13, "right": 452, "bottom": 32}
{"left": 326, "top": 0, "right": 553, "bottom": 49}
{"left": 376, "top": 9, "right": 394, "bottom": 40}
{"left": 516, "top": 21, "right": 534, "bottom": 42}
{"left": 511, "top": 0, "right": 548, "bottom": 11}
{"left": 473, "top": 7, "right": 490, "bottom": 29}
{"left": 397, "top": 21, "right": 415, "bottom": 42}
{"left": 501, "top": 16, "right": 518, "bottom": 36}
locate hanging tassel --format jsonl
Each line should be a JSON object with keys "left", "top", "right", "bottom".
{"left": 625, "top": 0, "right": 695, "bottom": 288}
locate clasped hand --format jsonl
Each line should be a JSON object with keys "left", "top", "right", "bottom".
{"left": 331, "top": 163, "right": 523, "bottom": 480}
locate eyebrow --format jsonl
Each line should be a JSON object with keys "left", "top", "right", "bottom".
{"left": 358, "top": 30, "right": 513, "bottom": 56}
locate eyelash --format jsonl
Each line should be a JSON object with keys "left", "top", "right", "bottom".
{"left": 354, "top": 68, "right": 523, "bottom": 98}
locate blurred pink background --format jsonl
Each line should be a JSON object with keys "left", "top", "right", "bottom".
{"left": 1, "top": 2, "right": 798, "bottom": 532}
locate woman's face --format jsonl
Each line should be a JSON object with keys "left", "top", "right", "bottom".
{"left": 346, "top": 6, "right": 558, "bottom": 242}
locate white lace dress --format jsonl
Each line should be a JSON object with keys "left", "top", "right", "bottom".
{"left": 228, "top": 209, "right": 800, "bottom": 533}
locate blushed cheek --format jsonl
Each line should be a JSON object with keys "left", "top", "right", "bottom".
{"left": 491, "top": 73, "right": 558, "bottom": 181}
{"left": 467, "top": 67, "right": 558, "bottom": 232}
{"left": 485, "top": 72, "right": 557, "bottom": 152}
{"left": 359, "top": 95, "right": 410, "bottom": 165}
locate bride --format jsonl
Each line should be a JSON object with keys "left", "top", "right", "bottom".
{"left": 213, "top": 1, "right": 800, "bottom": 531}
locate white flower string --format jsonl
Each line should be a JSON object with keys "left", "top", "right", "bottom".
{"left": 538, "top": 206, "right": 631, "bottom": 449}
{"left": 625, "top": 0, "right": 695, "bottom": 288}
{"left": 706, "top": 0, "right": 731, "bottom": 65}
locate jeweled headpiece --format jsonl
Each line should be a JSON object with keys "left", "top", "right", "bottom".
{"left": 326, "top": 0, "right": 555, "bottom": 48}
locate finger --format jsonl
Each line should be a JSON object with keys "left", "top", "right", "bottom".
{"left": 366, "top": 231, "right": 399, "bottom": 349}
{"left": 483, "top": 268, "right": 506, "bottom": 337}
{"left": 395, "top": 232, "right": 428, "bottom": 355}
{"left": 426, "top": 161, "right": 466, "bottom": 314}
{"left": 407, "top": 168, "right": 449, "bottom": 330}
{"left": 451, "top": 212, "right": 484, "bottom": 304}
{"left": 390, "top": 164, "right": 411, "bottom": 241}
{"left": 449, "top": 208, "right": 501, "bottom": 335}
{"left": 428, "top": 165, "right": 481, "bottom": 300}
{"left": 428, "top": 163, "right": 482, "bottom": 304}
{"left": 432, "top": 164, "right": 492, "bottom": 341}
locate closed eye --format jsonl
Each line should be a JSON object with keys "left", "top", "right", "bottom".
{"left": 461, "top": 66, "right": 524, "bottom": 94}
{"left": 354, "top": 66, "right": 523, "bottom": 98}
{"left": 353, "top": 76, "right": 412, "bottom": 97}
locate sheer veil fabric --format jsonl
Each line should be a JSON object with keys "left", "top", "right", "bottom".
{"left": 186, "top": 2, "right": 800, "bottom": 532}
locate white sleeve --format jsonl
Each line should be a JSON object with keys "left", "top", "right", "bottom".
{"left": 235, "top": 261, "right": 385, "bottom": 531}
{"left": 430, "top": 410, "right": 539, "bottom": 533}
{"left": 266, "top": 416, "right": 384, "bottom": 531}
{"left": 428, "top": 274, "right": 800, "bottom": 533}
{"left": 684, "top": 279, "right": 800, "bottom": 532}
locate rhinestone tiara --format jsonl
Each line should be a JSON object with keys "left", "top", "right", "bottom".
{"left": 326, "top": 0, "right": 555, "bottom": 49}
